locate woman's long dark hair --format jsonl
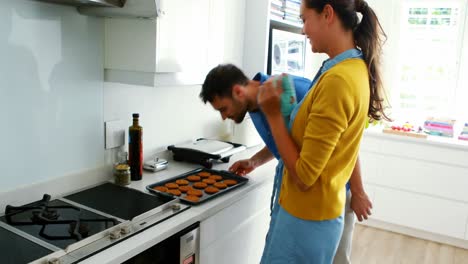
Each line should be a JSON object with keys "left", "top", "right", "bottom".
{"left": 303, "top": 0, "right": 391, "bottom": 122}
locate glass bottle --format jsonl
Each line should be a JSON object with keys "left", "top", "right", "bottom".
{"left": 128, "top": 113, "right": 143, "bottom": 181}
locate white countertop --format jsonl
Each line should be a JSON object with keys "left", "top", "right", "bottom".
{"left": 80, "top": 145, "right": 276, "bottom": 264}
{"left": 364, "top": 128, "right": 468, "bottom": 151}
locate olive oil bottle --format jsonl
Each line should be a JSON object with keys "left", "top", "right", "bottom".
{"left": 128, "top": 113, "right": 143, "bottom": 181}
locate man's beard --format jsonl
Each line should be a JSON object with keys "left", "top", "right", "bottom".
{"left": 233, "top": 110, "right": 247, "bottom": 124}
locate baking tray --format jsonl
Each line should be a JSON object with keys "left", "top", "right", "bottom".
{"left": 146, "top": 168, "right": 249, "bottom": 205}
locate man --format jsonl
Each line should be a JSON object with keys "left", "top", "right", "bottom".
{"left": 200, "top": 64, "right": 372, "bottom": 263}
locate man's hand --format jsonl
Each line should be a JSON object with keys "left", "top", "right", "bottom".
{"left": 229, "top": 159, "right": 256, "bottom": 176}
{"left": 350, "top": 191, "right": 373, "bottom": 222}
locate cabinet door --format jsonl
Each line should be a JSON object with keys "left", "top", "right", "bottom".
{"left": 200, "top": 207, "right": 270, "bottom": 264}
{"left": 200, "top": 181, "right": 273, "bottom": 264}
{"left": 156, "top": 0, "right": 210, "bottom": 73}
{"left": 372, "top": 186, "right": 468, "bottom": 239}
{"left": 207, "top": 0, "right": 246, "bottom": 67}
{"left": 242, "top": 0, "right": 270, "bottom": 78}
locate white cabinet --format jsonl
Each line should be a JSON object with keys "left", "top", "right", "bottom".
{"left": 105, "top": 0, "right": 209, "bottom": 75}
{"left": 156, "top": 0, "right": 210, "bottom": 73}
{"left": 207, "top": 0, "right": 246, "bottom": 68}
{"left": 104, "top": 0, "right": 246, "bottom": 86}
{"left": 105, "top": 0, "right": 210, "bottom": 86}
{"left": 359, "top": 133, "right": 468, "bottom": 246}
{"left": 200, "top": 180, "right": 273, "bottom": 264}
{"left": 371, "top": 186, "right": 468, "bottom": 239}
{"left": 242, "top": 0, "right": 270, "bottom": 78}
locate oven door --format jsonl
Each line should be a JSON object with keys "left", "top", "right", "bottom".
{"left": 123, "top": 222, "right": 199, "bottom": 264}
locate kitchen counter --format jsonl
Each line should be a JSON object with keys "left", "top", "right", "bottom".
{"left": 80, "top": 144, "right": 276, "bottom": 264}
{"left": 364, "top": 127, "right": 468, "bottom": 151}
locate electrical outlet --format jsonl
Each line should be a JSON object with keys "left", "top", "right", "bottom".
{"left": 105, "top": 120, "right": 126, "bottom": 149}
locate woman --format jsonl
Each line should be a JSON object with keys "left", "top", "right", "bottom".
{"left": 258, "top": 0, "right": 390, "bottom": 263}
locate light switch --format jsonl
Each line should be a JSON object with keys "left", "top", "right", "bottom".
{"left": 105, "top": 120, "right": 126, "bottom": 149}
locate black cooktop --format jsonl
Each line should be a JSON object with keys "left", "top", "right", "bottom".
{"left": 0, "top": 199, "right": 119, "bottom": 249}
{"left": 0, "top": 183, "right": 179, "bottom": 264}
{"left": 64, "top": 183, "right": 174, "bottom": 220}
{"left": 0, "top": 227, "right": 53, "bottom": 264}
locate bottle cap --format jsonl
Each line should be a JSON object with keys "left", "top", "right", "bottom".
{"left": 132, "top": 113, "right": 139, "bottom": 118}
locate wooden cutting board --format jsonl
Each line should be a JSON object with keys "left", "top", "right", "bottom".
{"left": 382, "top": 128, "right": 428, "bottom": 139}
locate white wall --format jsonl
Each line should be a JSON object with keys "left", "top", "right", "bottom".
{"left": 0, "top": 1, "right": 104, "bottom": 193}
{"left": 103, "top": 82, "right": 224, "bottom": 162}
{"left": 0, "top": 0, "right": 234, "bottom": 195}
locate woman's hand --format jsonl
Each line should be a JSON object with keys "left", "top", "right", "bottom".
{"left": 258, "top": 76, "right": 283, "bottom": 118}
{"left": 350, "top": 191, "right": 373, "bottom": 221}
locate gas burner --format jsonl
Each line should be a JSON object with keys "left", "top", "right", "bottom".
{"left": 4, "top": 194, "right": 118, "bottom": 242}
{"left": 31, "top": 209, "right": 60, "bottom": 223}
{"left": 5, "top": 194, "right": 78, "bottom": 226}
{"left": 43, "top": 209, "right": 60, "bottom": 220}
{"left": 69, "top": 222, "right": 90, "bottom": 238}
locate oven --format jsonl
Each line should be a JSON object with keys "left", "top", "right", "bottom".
{"left": 0, "top": 182, "right": 190, "bottom": 264}
{"left": 123, "top": 222, "right": 199, "bottom": 264}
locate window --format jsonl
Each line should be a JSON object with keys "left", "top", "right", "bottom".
{"left": 385, "top": 0, "right": 468, "bottom": 122}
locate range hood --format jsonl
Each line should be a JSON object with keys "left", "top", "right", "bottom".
{"left": 34, "top": 0, "right": 162, "bottom": 19}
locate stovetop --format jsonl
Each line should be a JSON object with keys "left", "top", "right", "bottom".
{"left": 1, "top": 197, "right": 119, "bottom": 249}
{"left": 0, "top": 182, "right": 190, "bottom": 264}
{"left": 64, "top": 182, "right": 173, "bottom": 221}
{"left": 0, "top": 225, "right": 53, "bottom": 264}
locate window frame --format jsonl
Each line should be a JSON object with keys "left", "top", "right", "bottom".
{"left": 378, "top": 0, "right": 468, "bottom": 122}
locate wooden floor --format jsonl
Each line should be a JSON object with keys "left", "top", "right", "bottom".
{"left": 351, "top": 225, "right": 468, "bottom": 264}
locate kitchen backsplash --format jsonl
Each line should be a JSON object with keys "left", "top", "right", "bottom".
{"left": 0, "top": 1, "right": 224, "bottom": 195}
{"left": 0, "top": 1, "right": 104, "bottom": 193}
{"left": 103, "top": 81, "right": 222, "bottom": 164}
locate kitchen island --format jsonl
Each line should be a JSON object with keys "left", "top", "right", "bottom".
{"left": 81, "top": 145, "right": 276, "bottom": 264}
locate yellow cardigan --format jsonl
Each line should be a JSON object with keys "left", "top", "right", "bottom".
{"left": 279, "top": 58, "right": 370, "bottom": 220}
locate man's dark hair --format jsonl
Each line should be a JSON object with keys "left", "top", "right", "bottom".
{"left": 200, "top": 64, "right": 249, "bottom": 104}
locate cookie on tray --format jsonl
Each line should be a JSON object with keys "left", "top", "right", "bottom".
{"left": 176, "top": 179, "right": 189, "bottom": 186}
{"left": 179, "top": 185, "right": 192, "bottom": 193}
{"left": 223, "top": 179, "right": 237, "bottom": 186}
{"left": 187, "top": 189, "right": 203, "bottom": 197}
{"left": 213, "top": 182, "right": 227, "bottom": 189}
{"left": 167, "top": 189, "right": 182, "bottom": 196}
{"left": 153, "top": 186, "right": 168, "bottom": 192}
{"left": 197, "top": 171, "right": 211, "bottom": 178}
{"left": 202, "top": 179, "right": 216, "bottom": 185}
{"left": 209, "top": 175, "right": 223, "bottom": 181}
{"left": 187, "top": 175, "right": 201, "bottom": 182}
{"left": 204, "top": 186, "right": 220, "bottom": 194}
{"left": 165, "top": 182, "right": 179, "bottom": 189}
{"left": 193, "top": 182, "right": 208, "bottom": 189}
{"left": 184, "top": 195, "right": 200, "bottom": 202}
